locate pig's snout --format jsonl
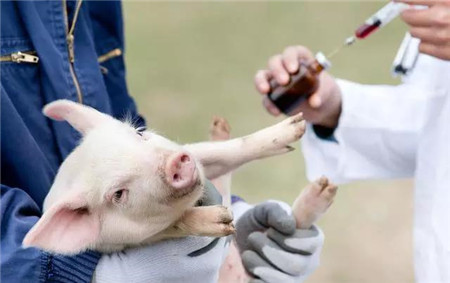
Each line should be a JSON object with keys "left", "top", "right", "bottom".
{"left": 165, "top": 152, "right": 198, "bottom": 190}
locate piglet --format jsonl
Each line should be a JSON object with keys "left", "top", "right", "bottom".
{"left": 23, "top": 100, "right": 306, "bottom": 255}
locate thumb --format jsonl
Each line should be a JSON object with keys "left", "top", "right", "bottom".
{"left": 308, "top": 93, "right": 322, "bottom": 109}
{"left": 235, "top": 202, "right": 296, "bottom": 252}
{"left": 251, "top": 202, "right": 296, "bottom": 235}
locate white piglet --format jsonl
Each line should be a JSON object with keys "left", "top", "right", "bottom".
{"left": 23, "top": 100, "right": 306, "bottom": 255}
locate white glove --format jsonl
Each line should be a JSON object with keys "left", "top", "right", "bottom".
{"left": 93, "top": 236, "right": 228, "bottom": 283}
{"left": 234, "top": 200, "right": 324, "bottom": 283}
{"left": 93, "top": 181, "right": 229, "bottom": 283}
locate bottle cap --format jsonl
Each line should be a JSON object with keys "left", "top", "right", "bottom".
{"left": 315, "top": 52, "right": 331, "bottom": 70}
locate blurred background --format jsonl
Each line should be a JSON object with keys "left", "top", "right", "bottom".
{"left": 123, "top": 2, "right": 414, "bottom": 282}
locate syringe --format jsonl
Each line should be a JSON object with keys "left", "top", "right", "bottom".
{"left": 354, "top": 1, "right": 409, "bottom": 39}
{"left": 327, "top": 1, "right": 409, "bottom": 59}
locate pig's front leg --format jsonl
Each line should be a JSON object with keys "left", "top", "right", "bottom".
{"left": 185, "top": 113, "right": 305, "bottom": 180}
{"left": 154, "top": 206, "right": 235, "bottom": 241}
{"left": 175, "top": 205, "right": 235, "bottom": 237}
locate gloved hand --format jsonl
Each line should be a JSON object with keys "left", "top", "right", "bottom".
{"left": 93, "top": 181, "right": 229, "bottom": 283}
{"left": 235, "top": 201, "right": 324, "bottom": 283}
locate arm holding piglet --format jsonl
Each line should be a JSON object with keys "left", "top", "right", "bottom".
{"left": 220, "top": 177, "right": 336, "bottom": 283}
{"left": 1, "top": 185, "right": 101, "bottom": 282}
{"left": 206, "top": 117, "right": 336, "bottom": 283}
{"left": 1, "top": 88, "right": 101, "bottom": 282}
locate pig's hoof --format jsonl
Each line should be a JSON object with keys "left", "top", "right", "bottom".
{"left": 222, "top": 222, "right": 236, "bottom": 236}
{"left": 217, "top": 206, "right": 233, "bottom": 223}
{"left": 292, "top": 176, "right": 338, "bottom": 229}
{"left": 210, "top": 116, "right": 231, "bottom": 141}
{"left": 212, "top": 205, "right": 235, "bottom": 236}
{"left": 305, "top": 176, "right": 337, "bottom": 210}
{"left": 286, "top": 112, "right": 306, "bottom": 140}
{"left": 266, "top": 112, "right": 306, "bottom": 153}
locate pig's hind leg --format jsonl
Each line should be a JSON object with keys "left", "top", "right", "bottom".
{"left": 209, "top": 116, "right": 231, "bottom": 142}
{"left": 185, "top": 113, "right": 306, "bottom": 180}
{"left": 209, "top": 116, "right": 232, "bottom": 207}
{"left": 292, "top": 176, "right": 337, "bottom": 229}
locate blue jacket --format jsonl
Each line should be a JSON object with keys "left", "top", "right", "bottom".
{"left": 1, "top": 1, "right": 144, "bottom": 282}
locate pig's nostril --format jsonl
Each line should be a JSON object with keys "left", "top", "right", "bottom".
{"left": 166, "top": 152, "right": 196, "bottom": 189}
{"left": 180, "top": 154, "right": 190, "bottom": 163}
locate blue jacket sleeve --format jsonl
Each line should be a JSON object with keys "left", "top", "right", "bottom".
{"left": 1, "top": 185, "right": 101, "bottom": 283}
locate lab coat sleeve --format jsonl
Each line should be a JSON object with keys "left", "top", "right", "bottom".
{"left": 302, "top": 79, "right": 428, "bottom": 184}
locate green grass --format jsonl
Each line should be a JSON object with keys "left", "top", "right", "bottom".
{"left": 123, "top": 2, "right": 414, "bottom": 282}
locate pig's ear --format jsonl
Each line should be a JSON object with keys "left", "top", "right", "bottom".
{"left": 43, "top": 99, "right": 110, "bottom": 135}
{"left": 23, "top": 193, "right": 100, "bottom": 254}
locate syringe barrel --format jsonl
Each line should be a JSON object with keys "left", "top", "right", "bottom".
{"left": 365, "top": 1, "right": 409, "bottom": 27}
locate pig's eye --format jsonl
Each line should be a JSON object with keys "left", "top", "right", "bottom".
{"left": 136, "top": 126, "right": 146, "bottom": 137}
{"left": 112, "top": 189, "right": 128, "bottom": 205}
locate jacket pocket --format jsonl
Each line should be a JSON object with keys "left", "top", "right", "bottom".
{"left": 1, "top": 46, "right": 44, "bottom": 126}
{"left": 0, "top": 50, "right": 39, "bottom": 64}
{"left": 98, "top": 48, "right": 122, "bottom": 74}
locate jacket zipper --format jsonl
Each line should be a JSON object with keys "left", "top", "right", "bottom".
{"left": 62, "top": 0, "right": 83, "bottom": 104}
{"left": 0, "top": 51, "right": 39, "bottom": 63}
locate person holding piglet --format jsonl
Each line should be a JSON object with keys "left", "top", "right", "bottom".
{"left": 1, "top": 1, "right": 324, "bottom": 282}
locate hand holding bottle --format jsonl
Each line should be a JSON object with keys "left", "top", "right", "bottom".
{"left": 254, "top": 46, "right": 342, "bottom": 128}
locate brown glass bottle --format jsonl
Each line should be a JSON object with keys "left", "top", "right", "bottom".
{"left": 268, "top": 52, "right": 331, "bottom": 115}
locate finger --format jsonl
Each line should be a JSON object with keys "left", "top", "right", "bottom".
{"left": 248, "top": 231, "right": 310, "bottom": 276}
{"left": 242, "top": 249, "right": 273, "bottom": 276}
{"left": 253, "top": 267, "right": 297, "bottom": 283}
{"left": 255, "top": 70, "right": 273, "bottom": 94}
{"left": 199, "top": 180, "right": 223, "bottom": 206}
{"left": 243, "top": 250, "right": 298, "bottom": 282}
{"left": 419, "top": 42, "right": 450, "bottom": 60}
{"left": 401, "top": 8, "right": 435, "bottom": 27}
{"left": 267, "top": 225, "right": 324, "bottom": 255}
{"left": 308, "top": 92, "right": 323, "bottom": 109}
{"left": 395, "top": 0, "right": 440, "bottom": 6}
{"left": 410, "top": 27, "right": 448, "bottom": 44}
{"left": 281, "top": 46, "right": 304, "bottom": 74}
{"left": 291, "top": 45, "right": 315, "bottom": 61}
{"left": 252, "top": 202, "right": 296, "bottom": 235}
{"left": 235, "top": 202, "right": 295, "bottom": 252}
{"left": 262, "top": 96, "right": 281, "bottom": 116}
{"left": 268, "top": 55, "right": 290, "bottom": 85}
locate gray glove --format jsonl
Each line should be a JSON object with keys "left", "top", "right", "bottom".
{"left": 235, "top": 201, "right": 324, "bottom": 283}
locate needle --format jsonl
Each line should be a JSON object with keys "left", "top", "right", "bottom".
{"left": 326, "top": 36, "right": 356, "bottom": 59}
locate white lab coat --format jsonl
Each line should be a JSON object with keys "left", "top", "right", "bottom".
{"left": 302, "top": 53, "right": 450, "bottom": 282}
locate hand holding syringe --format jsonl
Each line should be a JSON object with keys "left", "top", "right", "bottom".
{"left": 264, "top": 1, "right": 410, "bottom": 115}
{"left": 257, "top": 1, "right": 413, "bottom": 119}
{"left": 328, "top": 1, "right": 409, "bottom": 58}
